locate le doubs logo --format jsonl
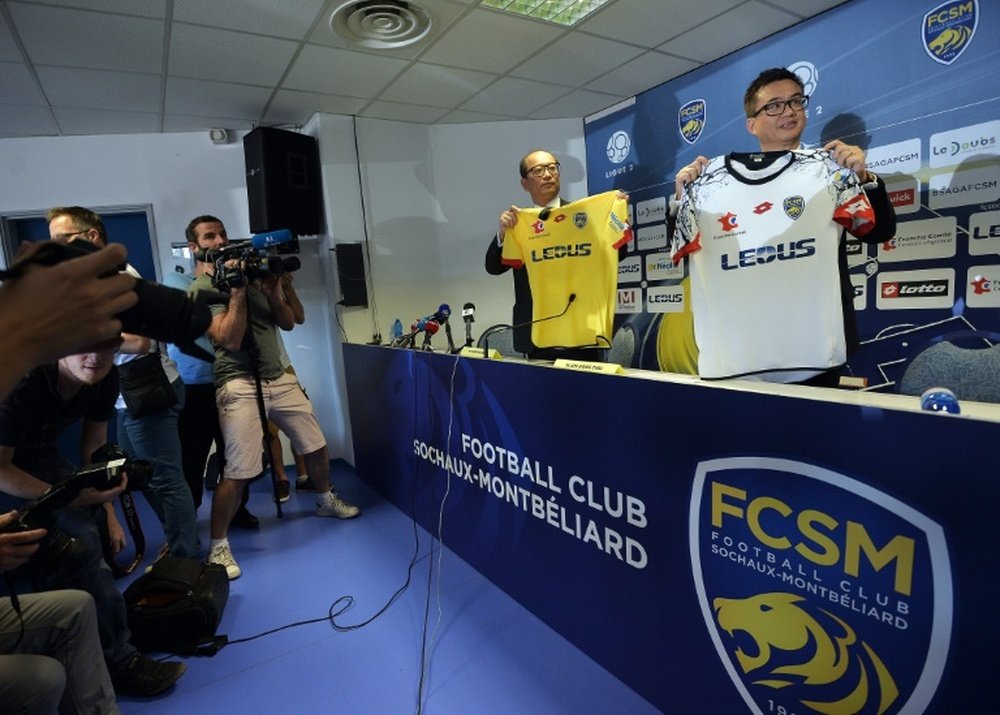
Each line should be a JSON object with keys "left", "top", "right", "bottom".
{"left": 689, "top": 457, "right": 951, "bottom": 715}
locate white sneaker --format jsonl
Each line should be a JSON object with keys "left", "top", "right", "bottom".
{"left": 207, "top": 542, "right": 241, "bottom": 580}
{"left": 316, "top": 491, "right": 360, "bottom": 519}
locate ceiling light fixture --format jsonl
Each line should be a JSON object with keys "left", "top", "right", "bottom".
{"left": 330, "top": 0, "right": 433, "bottom": 49}
{"left": 481, "top": 0, "right": 611, "bottom": 27}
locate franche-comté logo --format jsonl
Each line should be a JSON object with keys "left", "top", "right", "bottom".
{"left": 689, "top": 457, "right": 952, "bottom": 715}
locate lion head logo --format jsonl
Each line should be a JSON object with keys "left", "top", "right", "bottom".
{"left": 714, "top": 592, "right": 898, "bottom": 715}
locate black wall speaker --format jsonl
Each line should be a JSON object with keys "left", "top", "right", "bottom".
{"left": 243, "top": 127, "right": 323, "bottom": 236}
{"left": 336, "top": 243, "right": 368, "bottom": 308}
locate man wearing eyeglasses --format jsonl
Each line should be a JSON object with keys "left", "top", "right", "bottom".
{"left": 669, "top": 67, "right": 895, "bottom": 386}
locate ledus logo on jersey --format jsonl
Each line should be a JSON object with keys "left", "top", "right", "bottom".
{"left": 783, "top": 196, "right": 804, "bottom": 220}
{"left": 679, "top": 99, "right": 706, "bottom": 145}
{"left": 721, "top": 239, "right": 816, "bottom": 272}
{"left": 689, "top": 457, "right": 952, "bottom": 715}
{"left": 923, "top": 0, "right": 978, "bottom": 66}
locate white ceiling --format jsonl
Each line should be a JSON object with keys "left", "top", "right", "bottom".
{"left": 0, "top": 0, "right": 848, "bottom": 138}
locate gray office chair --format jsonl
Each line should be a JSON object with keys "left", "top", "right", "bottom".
{"left": 608, "top": 324, "right": 637, "bottom": 368}
{"left": 898, "top": 331, "right": 1000, "bottom": 403}
{"left": 477, "top": 324, "right": 519, "bottom": 358}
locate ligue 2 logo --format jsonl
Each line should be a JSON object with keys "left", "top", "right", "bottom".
{"left": 714, "top": 592, "right": 897, "bottom": 714}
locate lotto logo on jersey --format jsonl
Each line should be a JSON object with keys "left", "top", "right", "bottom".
{"left": 689, "top": 457, "right": 951, "bottom": 715}
{"left": 923, "top": 0, "right": 978, "bottom": 66}
{"left": 678, "top": 99, "right": 706, "bottom": 145}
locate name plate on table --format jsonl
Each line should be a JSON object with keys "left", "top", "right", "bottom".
{"left": 459, "top": 346, "right": 502, "bottom": 359}
{"left": 553, "top": 359, "right": 623, "bottom": 374}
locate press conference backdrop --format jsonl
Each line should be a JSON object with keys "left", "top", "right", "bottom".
{"left": 585, "top": 0, "right": 999, "bottom": 386}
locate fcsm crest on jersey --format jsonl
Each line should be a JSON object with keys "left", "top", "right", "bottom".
{"left": 689, "top": 457, "right": 951, "bottom": 715}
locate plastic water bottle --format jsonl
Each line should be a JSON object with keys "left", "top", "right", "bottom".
{"left": 390, "top": 319, "right": 403, "bottom": 341}
{"left": 919, "top": 386, "right": 961, "bottom": 415}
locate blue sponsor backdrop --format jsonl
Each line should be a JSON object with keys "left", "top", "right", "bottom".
{"left": 585, "top": 0, "right": 1000, "bottom": 386}
{"left": 345, "top": 344, "right": 1000, "bottom": 714}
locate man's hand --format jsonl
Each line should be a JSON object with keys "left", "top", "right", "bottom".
{"left": 0, "top": 511, "right": 45, "bottom": 572}
{"left": 497, "top": 205, "right": 520, "bottom": 239}
{"left": 106, "top": 510, "right": 127, "bottom": 555}
{"left": 823, "top": 140, "right": 874, "bottom": 183}
{"left": 1, "top": 242, "right": 137, "bottom": 375}
{"left": 674, "top": 156, "right": 711, "bottom": 199}
{"left": 70, "top": 473, "right": 127, "bottom": 508}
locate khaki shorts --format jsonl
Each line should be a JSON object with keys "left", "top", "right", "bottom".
{"left": 216, "top": 372, "right": 326, "bottom": 480}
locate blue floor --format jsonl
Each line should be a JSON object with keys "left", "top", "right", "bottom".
{"left": 116, "top": 462, "right": 660, "bottom": 714}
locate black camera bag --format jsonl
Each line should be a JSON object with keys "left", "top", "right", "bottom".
{"left": 123, "top": 555, "right": 229, "bottom": 655}
{"left": 118, "top": 352, "right": 177, "bottom": 417}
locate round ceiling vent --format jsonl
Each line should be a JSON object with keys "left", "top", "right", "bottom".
{"left": 330, "top": 0, "right": 433, "bottom": 49}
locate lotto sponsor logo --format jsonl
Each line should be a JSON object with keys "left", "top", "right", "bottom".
{"left": 928, "top": 164, "right": 1000, "bottom": 210}
{"left": 929, "top": 119, "right": 999, "bottom": 169}
{"left": 635, "top": 196, "right": 667, "bottom": 225}
{"left": 646, "top": 252, "right": 683, "bottom": 281}
{"left": 646, "top": 285, "right": 685, "bottom": 313}
{"left": 636, "top": 223, "right": 668, "bottom": 252}
{"left": 845, "top": 239, "right": 868, "bottom": 268}
{"left": 876, "top": 268, "right": 954, "bottom": 309}
{"left": 923, "top": 0, "right": 978, "bottom": 65}
{"left": 618, "top": 255, "right": 642, "bottom": 284}
{"left": 689, "top": 457, "right": 951, "bottom": 715}
{"left": 617, "top": 287, "right": 642, "bottom": 314}
{"left": 877, "top": 217, "right": 956, "bottom": 263}
{"left": 969, "top": 210, "right": 1000, "bottom": 256}
{"left": 866, "top": 138, "right": 922, "bottom": 175}
{"left": 967, "top": 265, "right": 1000, "bottom": 308}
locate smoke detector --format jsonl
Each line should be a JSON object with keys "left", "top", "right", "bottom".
{"left": 330, "top": 0, "right": 432, "bottom": 49}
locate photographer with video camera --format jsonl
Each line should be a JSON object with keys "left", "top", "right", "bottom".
{"left": 48, "top": 207, "right": 199, "bottom": 562}
{"left": 0, "top": 344, "right": 187, "bottom": 697}
{"left": 186, "top": 215, "right": 359, "bottom": 580}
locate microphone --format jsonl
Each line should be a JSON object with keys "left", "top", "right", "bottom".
{"left": 250, "top": 229, "right": 294, "bottom": 250}
{"left": 462, "top": 302, "right": 476, "bottom": 348}
{"left": 481, "top": 293, "right": 576, "bottom": 357}
{"left": 421, "top": 319, "right": 440, "bottom": 350}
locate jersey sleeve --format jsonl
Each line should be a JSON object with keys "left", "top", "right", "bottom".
{"left": 500, "top": 221, "right": 526, "bottom": 269}
{"left": 609, "top": 194, "right": 632, "bottom": 249}
{"left": 670, "top": 189, "right": 701, "bottom": 265}
{"left": 828, "top": 160, "right": 877, "bottom": 238}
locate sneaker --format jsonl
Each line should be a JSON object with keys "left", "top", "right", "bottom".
{"left": 231, "top": 507, "right": 259, "bottom": 530}
{"left": 316, "top": 491, "right": 360, "bottom": 519}
{"left": 112, "top": 653, "right": 186, "bottom": 697}
{"left": 276, "top": 480, "right": 290, "bottom": 503}
{"left": 295, "top": 476, "right": 315, "bottom": 491}
{"left": 207, "top": 541, "right": 241, "bottom": 580}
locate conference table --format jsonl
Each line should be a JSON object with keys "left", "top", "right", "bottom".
{"left": 344, "top": 343, "right": 999, "bottom": 714}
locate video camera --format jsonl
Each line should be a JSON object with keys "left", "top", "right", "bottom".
{"left": 1, "top": 239, "right": 213, "bottom": 358}
{"left": 206, "top": 229, "right": 301, "bottom": 292}
{"left": 1, "top": 445, "right": 152, "bottom": 563}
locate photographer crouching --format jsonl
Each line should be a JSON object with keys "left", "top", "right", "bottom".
{"left": 0, "top": 344, "right": 187, "bottom": 697}
{"left": 186, "top": 215, "right": 359, "bottom": 580}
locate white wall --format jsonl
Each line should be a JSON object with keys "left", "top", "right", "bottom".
{"left": 0, "top": 116, "right": 587, "bottom": 464}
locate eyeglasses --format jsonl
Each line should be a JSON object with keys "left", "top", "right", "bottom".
{"left": 51, "top": 229, "right": 91, "bottom": 242}
{"left": 752, "top": 95, "right": 809, "bottom": 117}
{"left": 525, "top": 162, "right": 560, "bottom": 178}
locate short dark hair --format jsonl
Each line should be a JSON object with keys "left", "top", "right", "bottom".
{"left": 185, "top": 215, "right": 223, "bottom": 243}
{"left": 519, "top": 149, "right": 556, "bottom": 178}
{"left": 743, "top": 68, "right": 804, "bottom": 117}
{"left": 45, "top": 206, "right": 107, "bottom": 245}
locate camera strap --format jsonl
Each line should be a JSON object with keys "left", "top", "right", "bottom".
{"left": 105, "top": 492, "right": 145, "bottom": 577}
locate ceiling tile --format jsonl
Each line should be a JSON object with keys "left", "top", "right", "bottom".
{"left": 420, "top": 7, "right": 563, "bottom": 74}
{"left": 658, "top": 1, "right": 799, "bottom": 63}
{"left": 359, "top": 100, "right": 450, "bottom": 123}
{"left": 436, "top": 109, "right": 517, "bottom": 123}
{"left": 52, "top": 106, "right": 160, "bottom": 135}
{"left": 584, "top": 50, "right": 698, "bottom": 96}
{"left": 460, "top": 76, "right": 571, "bottom": 117}
{"left": 10, "top": 3, "right": 164, "bottom": 73}
{"left": 37, "top": 66, "right": 161, "bottom": 111}
{"left": 511, "top": 32, "right": 644, "bottom": 88}
{"left": 578, "top": 0, "right": 741, "bottom": 48}
{"left": 0, "top": 103, "right": 58, "bottom": 136}
{"left": 162, "top": 114, "right": 256, "bottom": 132}
{"left": 165, "top": 77, "right": 272, "bottom": 120}
{"left": 780, "top": 0, "right": 850, "bottom": 18}
{"left": 530, "top": 88, "right": 623, "bottom": 120}
{"left": 169, "top": 23, "right": 299, "bottom": 86}
{"left": 379, "top": 62, "right": 497, "bottom": 108}
{"left": 0, "top": 12, "right": 22, "bottom": 62}
{"left": 264, "top": 88, "right": 367, "bottom": 125}
{"left": 283, "top": 43, "right": 409, "bottom": 98}
{"left": 173, "top": 0, "right": 327, "bottom": 39}
{"left": 11, "top": 0, "right": 167, "bottom": 20}
{"left": 0, "top": 61, "right": 46, "bottom": 105}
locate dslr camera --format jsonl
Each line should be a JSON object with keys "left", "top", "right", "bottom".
{"left": 1, "top": 445, "right": 152, "bottom": 563}
{"left": 208, "top": 242, "right": 301, "bottom": 292}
